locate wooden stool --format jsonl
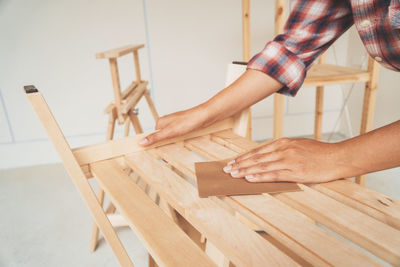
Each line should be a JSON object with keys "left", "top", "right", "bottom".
{"left": 90, "top": 44, "right": 160, "bottom": 253}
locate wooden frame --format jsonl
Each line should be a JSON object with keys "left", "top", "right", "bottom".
{"left": 26, "top": 86, "right": 400, "bottom": 266}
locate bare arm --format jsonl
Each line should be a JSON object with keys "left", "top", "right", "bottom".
{"left": 140, "top": 69, "right": 283, "bottom": 145}
{"left": 225, "top": 120, "right": 400, "bottom": 183}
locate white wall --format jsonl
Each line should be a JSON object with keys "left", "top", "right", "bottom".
{"left": 0, "top": 0, "right": 348, "bottom": 169}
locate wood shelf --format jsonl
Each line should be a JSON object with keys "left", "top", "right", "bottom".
{"left": 304, "top": 63, "right": 370, "bottom": 87}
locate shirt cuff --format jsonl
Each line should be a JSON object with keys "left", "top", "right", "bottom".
{"left": 247, "top": 41, "right": 306, "bottom": 97}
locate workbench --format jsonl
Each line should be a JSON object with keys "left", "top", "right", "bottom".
{"left": 25, "top": 86, "right": 400, "bottom": 266}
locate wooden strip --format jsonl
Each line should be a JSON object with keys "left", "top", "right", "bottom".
{"left": 108, "top": 58, "right": 124, "bottom": 123}
{"left": 121, "top": 81, "right": 139, "bottom": 99}
{"left": 133, "top": 50, "right": 141, "bottom": 82}
{"left": 211, "top": 130, "right": 260, "bottom": 153}
{"left": 96, "top": 44, "right": 145, "bottom": 59}
{"left": 159, "top": 141, "right": 380, "bottom": 266}
{"left": 144, "top": 91, "right": 159, "bottom": 121}
{"left": 72, "top": 117, "right": 234, "bottom": 166}
{"left": 124, "top": 152, "right": 299, "bottom": 267}
{"left": 273, "top": 93, "right": 284, "bottom": 139}
{"left": 120, "top": 81, "right": 148, "bottom": 114}
{"left": 311, "top": 180, "right": 400, "bottom": 230}
{"left": 91, "top": 160, "right": 215, "bottom": 267}
{"left": 185, "top": 136, "right": 237, "bottom": 160}
{"left": 25, "top": 90, "right": 133, "bottom": 266}
{"left": 275, "top": 184, "right": 400, "bottom": 265}
{"left": 209, "top": 131, "right": 400, "bottom": 265}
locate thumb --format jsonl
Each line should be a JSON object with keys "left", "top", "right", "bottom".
{"left": 139, "top": 129, "right": 171, "bottom": 146}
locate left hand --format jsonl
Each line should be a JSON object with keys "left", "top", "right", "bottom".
{"left": 223, "top": 137, "right": 355, "bottom": 183}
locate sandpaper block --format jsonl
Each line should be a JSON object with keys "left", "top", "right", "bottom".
{"left": 195, "top": 160, "right": 301, "bottom": 198}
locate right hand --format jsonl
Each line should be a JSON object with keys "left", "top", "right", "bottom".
{"left": 139, "top": 106, "right": 209, "bottom": 146}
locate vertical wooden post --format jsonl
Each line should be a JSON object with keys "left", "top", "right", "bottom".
{"left": 356, "top": 58, "right": 380, "bottom": 186}
{"left": 133, "top": 50, "right": 142, "bottom": 82}
{"left": 314, "top": 54, "right": 326, "bottom": 141}
{"left": 273, "top": 0, "right": 286, "bottom": 139}
{"left": 109, "top": 58, "right": 124, "bottom": 124}
{"left": 242, "top": 0, "right": 252, "bottom": 140}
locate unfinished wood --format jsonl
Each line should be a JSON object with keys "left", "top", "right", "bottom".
{"left": 356, "top": 58, "right": 380, "bottom": 185}
{"left": 185, "top": 136, "right": 237, "bottom": 160}
{"left": 232, "top": 108, "right": 250, "bottom": 138}
{"left": 304, "top": 64, "right": 370, "bottom": 87}
{"left": 205, "top": 241, "right": 230, "bottom": 267}
{"left": 91, "top": 160, "right": 215, "bottom": 267}
{"left": 121, "top": 81, "right": 148, "bottom": 114}
{"left": 108, "top": 58, "right": 124, "bottom": 123}
{"left": 121, "top": 81, "right": 139, "bottom": 99}
{"left": 25, "top": 89, "right": 133, "bottom": 267}
{"left": 314, "top": 54, "right": 326, "bottom": 141}
{"left": 273, "top": 94, "right": 284, "bottom": 139}
{"left": 124, "top": 151, "right": 299, "bottom": 266}
{"left": 154, "top": 141, "right": 378, "bottom": 266}
{"left": 89, "top": 188, "right": 106, "bottom": 252}
{"left": 242, "top": 0, "right": 252, "bottom": 139}
{"left": 72, "top": 117, "right": 234, "bottom": 166}
{"left": 144, "top": 91, "right": 159, "bottom": 121}
{"left": 274, "top": 184, "right": 400, "bottom": 265}
{"left": 128, "top": 111, "right": 143, "bottom": 134}
{"left": 311, "top": 179, "right": 400, "bottom": 230}
{"left": 96, "top": 44, "right": 145, "bottom": 59}
{"left": 211, "top": 130, "right": 260, "bottom": 153}
{"left": 133, "top": 50, "right": 142, "bottom": 82}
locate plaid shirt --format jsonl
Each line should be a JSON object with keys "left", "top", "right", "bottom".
{"left": 247, "top": 0, "right": 400, "bottom": 96}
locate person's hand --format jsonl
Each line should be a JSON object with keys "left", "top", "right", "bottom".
{"left": 223, "top": 138, "right": 361, "bottom": 183}
{"left": 139, "top": 106, "right": 210, "bottom": 146}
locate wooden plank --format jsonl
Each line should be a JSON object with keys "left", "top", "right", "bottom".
{"left": 211, "top": 130, "right": 259, "bottom": 153}
{"left": 304, "top": 64, "right": 370, "bottom": 87}
{"left": 208, "top": 131, "right": 400, "bottom": 264}
{"left": 120, "top": 81, "right": 148, "bottom": 114}
{"left": 91, "top": 160, "right": 215, "bottom": 267}
{"left": 273, "top": 93, "right": 284, "bottom": 139}
{"left": 133, "top": 50, "right": 142, "bottom": 82}
{"left": 124, "top": 151, "right": 299, "bottom": 267}
{"left": 121, "top": 81, "right": 139, "bottom": 99}
{"left": 275, "top": 184, "right": 400, "bottom": 265}
{"left": 311, "top": 180, "right": 400, "bottom": 230}
{"left": 314, "top": 86, "right": 324, "bottom": 140}
{"left": 185, "top": 136, "right": 237, "bottom": 160}
{"left": 154, "top": 142, "right": 380, "bottom": 266}
{"left": 25, "top": 89, "right": 133, "bottom": 266}
{"left": 96, "top": 44, "right": 145, "bottom": 59}
{"left": 72, "top": 117, "right": 234, "bottom": 166}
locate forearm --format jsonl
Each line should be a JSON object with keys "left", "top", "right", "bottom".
{"left": 337, "top": 120, "right": 400, "bottom": 177}
{"left": 198, "top": 69, "right": 283, "bottom": 127}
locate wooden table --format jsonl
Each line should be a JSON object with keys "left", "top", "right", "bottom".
{"left": 26, "top": 87, "right": 400, "bottom": 267}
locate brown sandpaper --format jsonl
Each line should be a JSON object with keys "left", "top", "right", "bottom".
{"left": 195, "top": 160, "right": 301, "bottom": 198}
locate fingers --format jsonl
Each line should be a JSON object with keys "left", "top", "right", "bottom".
{"left": 235, "top": 138, "right": 289, "bottom": 162}
{"left": 245, "top": 170, "right": 293, "bottom": 183}
{"left": 139, "top": 128, "right": 174, "bottom": 146}
{"left": 228, "top": 160, "right": 288, "bottom": 179}
{"left": 223, "top": 151, "right": 281, "bottom": 173}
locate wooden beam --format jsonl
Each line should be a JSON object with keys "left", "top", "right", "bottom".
{"left": 96, "top": 44, "right": 145, "bottom": 59}
{"left": 72, "top": 117, "right": 234, "bottom": 166}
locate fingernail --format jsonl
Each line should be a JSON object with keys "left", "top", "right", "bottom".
{"left": 227, "top": 160, "right": 235, "bottom": 165}
{"left": 245, "top": 175, "right": 255, "bottom": 181}
{"left": 223, "top": 165, "right": 232, "bottom": 173}
{"left": 230, "top": 170, "right": 239, "bottom": 177}
{"left": 139, "top": 138, "right": 149, "bottom": 145}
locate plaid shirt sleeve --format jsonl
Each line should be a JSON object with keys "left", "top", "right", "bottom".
{"left": 247, "top": 0, "right": 354, "bottom": 96}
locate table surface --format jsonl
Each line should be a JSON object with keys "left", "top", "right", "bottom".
{"left": 98, "top": 129, "right": 400, "bottom": 266}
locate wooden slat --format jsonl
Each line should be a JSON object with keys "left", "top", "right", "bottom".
{"left": 72, "top": 117, "right": 234, "bottom": 166}
{"left": 124, "top": 151, "right": 299, "bottom": 267}
{"left": 91, "top": 160, "right": 215, "bottom": 267}
{"left": 185, "top": 136, "right": 237, "bottom": 160}
{"left": 275, "top": 184, "right": 400, "bottom": 265}
{"left": 96, "top": 44, "right": 145, "bottom": 59}
{"left": 311, "top": 180, "right": 400, "bottom": 230}
{"left": 211, "top": 130, "right": 260, "bottom": 153}
{"left": 120, "top": 81, "right": 148, "bottom": 114}
{"left": 304, "top": 64, "right": 370, "bottom": 87}
{"left": 154, "top": 143, "right": 380, "bottom": 266}
{"left": 121, "top": 81, "right": 139, "bottom": 99}
{"left": 209, "top": 130, "right": 400, "bottom": 265}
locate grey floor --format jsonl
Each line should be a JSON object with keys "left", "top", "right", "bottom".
{"left": 1, "top": 140, "right": 399, "bottom": 266}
